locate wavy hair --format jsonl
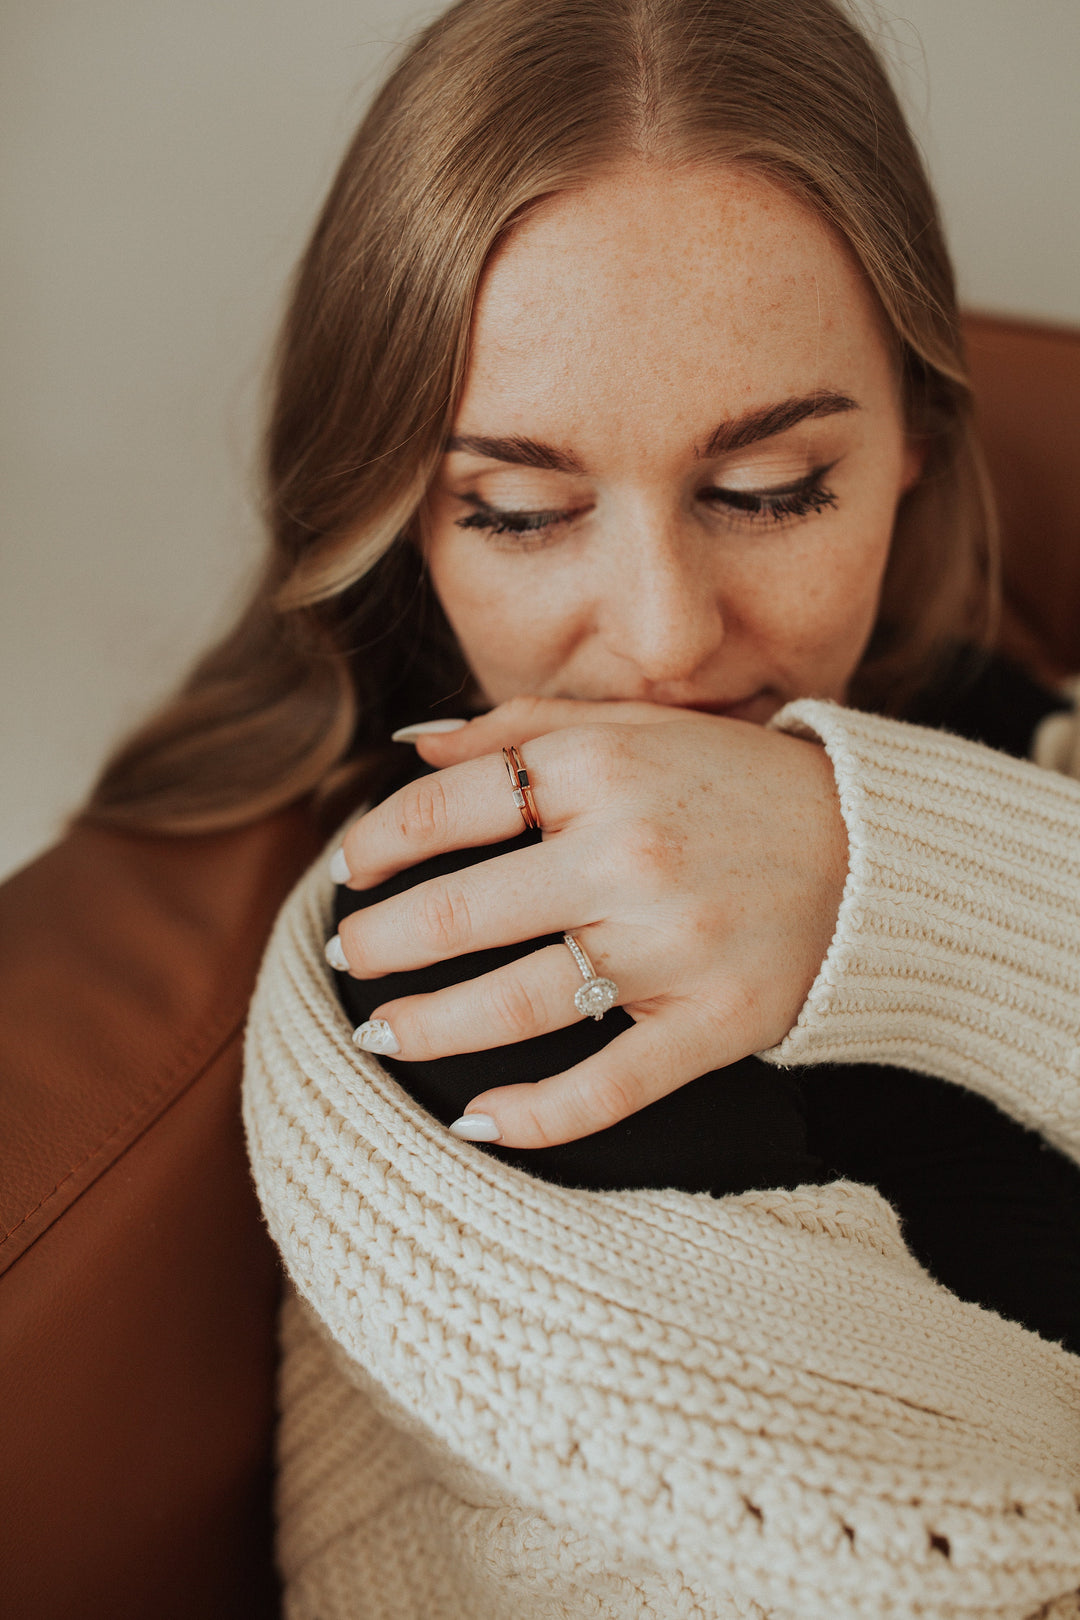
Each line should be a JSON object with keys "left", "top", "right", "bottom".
{"left": 85, "top": 0, "right": 996, "bottom": 834}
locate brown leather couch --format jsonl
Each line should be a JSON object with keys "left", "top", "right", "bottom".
{"left": 1, "top": 313, "right": 1078, "bottom": 1619}
{"left": 966, "top": 315, "right": 1080, "bottom": 678}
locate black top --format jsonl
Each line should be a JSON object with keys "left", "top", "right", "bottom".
{"left": 333, "top": 654, "right": 1080, "bottom": 1351}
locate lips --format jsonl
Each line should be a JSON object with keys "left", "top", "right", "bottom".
{"left": 680, "top": 689, "right": 769, "bottom": 718}
{"left": 555, "top": 687, "right": 778, "bottom": 721}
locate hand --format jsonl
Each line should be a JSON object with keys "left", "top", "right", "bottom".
{"left": 333, "top": 697, "right": 848, "bottom": 1148}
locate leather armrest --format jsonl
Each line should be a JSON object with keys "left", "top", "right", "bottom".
{"left": 964, "top": 313, "right": 1080, "bottom": 677}
{"left": 0, "top": 809, "right": 322, "bottom": 1620}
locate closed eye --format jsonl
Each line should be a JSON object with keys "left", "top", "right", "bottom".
{"left": 455, "top": 502, "right": 574, "bottom": 537}
{"left": 454, "top": 500, "right": 589, "bottom": 546}
{"left": 453, "top": 463, "right": 838, "bottom": 545}
{"left": 700, "top": 464, "right": 839, "bottom": 523}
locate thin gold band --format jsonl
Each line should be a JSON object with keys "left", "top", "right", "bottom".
{"left": 502, "top": 743, "right": 541, "bottom": 831}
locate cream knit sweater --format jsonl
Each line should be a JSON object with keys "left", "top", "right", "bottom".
{"left": 243, "top": 699, "right": 1080, "bottom": 1620}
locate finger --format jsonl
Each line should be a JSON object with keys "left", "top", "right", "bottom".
{"left": 339, "top": 839, "right": 599, "bottom": 976}
{"left": 449, "top": 1012, "right": 725, "bottom": 1149}
{"left": 411, "top": 693, "right": 692, "bottom": 765}
{"left": 357, "top": 936, "right": 634, "bottom": 1059}
{"left": 339, "top": 753, "right": 537, "bottom": 888}
{"left": 339, "top": 725, "right": 611, "bottom": 888}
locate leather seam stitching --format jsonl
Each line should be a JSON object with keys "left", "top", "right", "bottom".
{"left": 0, "top": 1005, "right": 248, "bottom": 1252}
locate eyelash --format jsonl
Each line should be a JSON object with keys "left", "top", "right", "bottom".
{"left": 454, "top": 467, "right": 839, "bottom": 542}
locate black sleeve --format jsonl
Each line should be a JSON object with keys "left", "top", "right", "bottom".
{"left": 903, "top": 647, "right": 1070, "bottom": 758}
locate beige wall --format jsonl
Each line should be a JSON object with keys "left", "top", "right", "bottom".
{"left": 2, "top": 0, "right": 1078, "bottom": 879}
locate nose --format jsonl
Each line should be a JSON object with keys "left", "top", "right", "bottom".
{"left": 598, "top": 522, "right": 725, "bottom": 687}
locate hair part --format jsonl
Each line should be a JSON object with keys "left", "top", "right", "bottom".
{"left": 85, "top": 0, "right": 997, "bottom": 835}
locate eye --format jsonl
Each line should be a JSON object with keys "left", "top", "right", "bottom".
{"left": 701, "top": 464, "right": 839, "bottom": 524}
{"left": 451, "top": 463, "right": 839, "bottom": 547}
{"left": 454, "top": 499, "right": 585, "bottom": 546}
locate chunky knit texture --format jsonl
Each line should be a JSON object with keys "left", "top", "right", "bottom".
{"left": 244, "top": 701, "right": 1080, "bottom": 1620}
{"left": 765, "top": 701, "right": 1080, "bottom": 1164}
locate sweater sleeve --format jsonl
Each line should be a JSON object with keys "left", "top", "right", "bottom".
{"left": 760, "top": 698, "right": 1080, "bottom": 1163}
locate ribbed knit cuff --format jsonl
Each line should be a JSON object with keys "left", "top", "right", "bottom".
{"left": 760, "top": 700, "right": 1080, "bottom": 1160}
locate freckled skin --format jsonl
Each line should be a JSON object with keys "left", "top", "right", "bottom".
{"left": 422, "top": 162, "right": 922, "bottom": 720}
{"left": 340, "top": 161, "right": 927, "bottom": 1149}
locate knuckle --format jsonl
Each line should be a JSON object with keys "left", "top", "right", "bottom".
{"left": 487, "top": 975, "right": 543, "bottom": 1042}
{"left": 615, "top": 822, "right": 683, "bottom": 900}
{"left": 516, "top": 1095, "right": 565, "bottom": 1151}
{"left": 556, "top": 722, "right": 624, "bottom": 789}
{"left": 584, "top": 1068, "right": 640, "bottom": 1132}
{"left": 592, "top": 817, "right": 675, "bottom": 898}
{"left": 579, "top": 723, "right": 634, "bottom": 791}
{"left": 413, "top": 880, "right": 471, "bottom": 952}
{"left": 511, "top": 1064, "right": 640, "bottom": 1148}
{"left": 618, "top": 817, "right": 681, "bottom": 884}
{"left": 398, "top": 775, "right": 451, "bottom": 845}
{"left": 591, "top": 721, "right": 633, "bottom": 765}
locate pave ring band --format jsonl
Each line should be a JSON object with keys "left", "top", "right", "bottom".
{"left": 503, "top": 744, "right": 541, "bottom": 831}
{"left": 563, "top": 933, "right": 620, "bottom": 1021}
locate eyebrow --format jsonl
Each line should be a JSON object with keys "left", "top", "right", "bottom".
{"left": 698, "top": 391, "right": 859, "bottom": 458}
{"left": 445, "top": 391, "right": 859, "bottom": 472}
{"left": 444, "top": 433, "right": 584, "bottom": 473}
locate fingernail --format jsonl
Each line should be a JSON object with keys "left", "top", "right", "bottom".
{"left": 391, "top": 718, "right": 468, "bottom": 743}
{"left": 324, "top": 934, "right": 348, "bottom": 972}
{"left": 352, "top": 1018, "right": 400, "bottom": 1056}
{"left": 329, "top": 846, "right": 351, "bottom": 884}
{"left": 448, "top": 1113, "right": 502, "bottom": 1142}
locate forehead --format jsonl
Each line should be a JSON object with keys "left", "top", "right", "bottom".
{"left": 462, "top": 163, "right": 892, "bottom": 437}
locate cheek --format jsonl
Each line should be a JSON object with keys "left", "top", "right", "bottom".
{"left": 424, "top": 532, "right": 588, "bottom": 700}
{"left": 741, "top": 518, "right": 894, "bottom": 693}
{"left": 795, "top": 451, "right": 906, "bottom": 654}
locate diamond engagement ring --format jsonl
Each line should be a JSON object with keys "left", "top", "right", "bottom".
{"left": 562, "top": 933, "right": 619, "bottom": 1021}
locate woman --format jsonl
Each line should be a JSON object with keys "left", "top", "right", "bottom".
{"left": 89, "top": 0, "right": 1080, "bottom": 1613}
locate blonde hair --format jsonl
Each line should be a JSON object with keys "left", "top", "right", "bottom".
{"left": 86, "top": 0, "right": 996, "bottom": 834}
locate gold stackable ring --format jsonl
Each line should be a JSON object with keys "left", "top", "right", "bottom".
{"left": 502, "top": 743, "right": 541, "bottom": 831}
{"left": 563, "top": 933, "right": 620, "bottom": 1021}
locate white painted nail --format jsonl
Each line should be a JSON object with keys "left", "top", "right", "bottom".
{"left": 448, "top": 1113, "right": 502, "bottom": 1142}
{"left": 391, "top": 718, "right": 468, "bottom": 742}
{"left": 324, "top": 934, "right": 348, "bottom": 972}
{"left": 329, "top": 846, "right": 351, "bottom": 884}
{"left": 352, "top": 1018, "right": 401, "bottom": 1056}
